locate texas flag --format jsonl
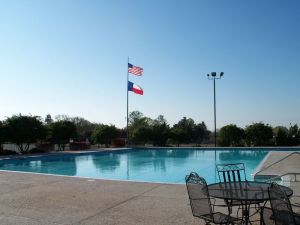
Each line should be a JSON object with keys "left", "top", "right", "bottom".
{"left": 128, "top": 81, "right": 143, "bottom": 95}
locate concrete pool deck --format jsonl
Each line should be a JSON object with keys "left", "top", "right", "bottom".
{"left": 0, "top": 171, "right": 201, "bottom": 225}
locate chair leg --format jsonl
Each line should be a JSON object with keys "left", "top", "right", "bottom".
{"left": 228, "top": 205, "right": 232, "bottom": 214}
{"left": 236, "top": 205, "right": 243, "bottom": 219}
{"left": 226, "top": 200, "right": 233, "bottom": 215}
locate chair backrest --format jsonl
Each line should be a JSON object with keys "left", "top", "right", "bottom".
{"left": 185, "top": 172, "right": 212, "bottom": 218}
{"left": 268, "top": 182, "right": 296, "bottom": 225}
{"left": 216, "top": 163, "right": 246, "bottom": 183}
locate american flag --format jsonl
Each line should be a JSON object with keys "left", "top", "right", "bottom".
{"left": 128, "top": 63, "right": 143, "bottom": 76}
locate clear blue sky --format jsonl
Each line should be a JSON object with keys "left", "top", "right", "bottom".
{"left": 0, "top": 0, "right": 299, "bottom": 130}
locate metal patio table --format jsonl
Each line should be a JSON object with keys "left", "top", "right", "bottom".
{"left": 207, "top": 181, "right": 293, "bottom": 225}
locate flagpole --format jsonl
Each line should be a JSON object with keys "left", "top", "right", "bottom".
{"left": 126, "top": 57, "right": 129, "bottom": 146}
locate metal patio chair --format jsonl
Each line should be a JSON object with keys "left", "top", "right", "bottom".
{"left": 216, "top": 163, "right": 247, "bottom": 213}
{"left": 268, "top": 182, "right": 300, "bottom": 225}
{"left": 216, "top": 163, "right": 263, "bottom": 217}
{"left": 185, "top": 172, "right": 242, "bottom": 225}
{"left": 216, "top": 163, "right": 247, "bottom": 183}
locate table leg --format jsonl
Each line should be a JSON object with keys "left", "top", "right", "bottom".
{"left": 259, "top": 201, "right": 268, "bottom": 225}
{"left": 245, "top": 201, "right": 250, "bottom": 225}
{"left": 242, "top": 201, "right": 266, "bottom": 225}
{"left": 241, "top": 201, "right": 252, "bottom": 225}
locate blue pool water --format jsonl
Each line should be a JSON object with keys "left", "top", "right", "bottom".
{"left": 0, "top": 148, "right": 270, "bottom": 184}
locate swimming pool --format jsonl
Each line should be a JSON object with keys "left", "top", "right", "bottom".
{"left": 0, "top": 148, "right": 271, "bottom": 184}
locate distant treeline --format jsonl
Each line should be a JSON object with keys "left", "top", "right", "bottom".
{"left": 0, "top": 111, "right": 299, "bottom": 154}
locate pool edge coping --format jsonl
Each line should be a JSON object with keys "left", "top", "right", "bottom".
{"left": 0, "top": 169, "right": 186, "bottom": 186}
{"left": 1, "top": 146, "right": 300, "bottom": 161}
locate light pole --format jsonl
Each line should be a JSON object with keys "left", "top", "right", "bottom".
{"left": 207, "top": 72, "right": 224, "bottom": 147}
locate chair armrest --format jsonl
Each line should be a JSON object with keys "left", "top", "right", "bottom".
{"left": 210, "top": 197, "right": 231, "bottom": 207}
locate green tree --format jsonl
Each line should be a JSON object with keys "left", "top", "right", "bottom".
{"left": 172, "top": 117, "right": 195, "bottom": 144}
{"left": 5, "top": 115, "right": 47, "bottom": 153}
{"left": 131, "top": 126, "right": 152, "bottom": 145}
{"left": 151, "top": 115, "right": 170, "bottom": 146}
{"left": 128, "top": 111, "right": 145, "bottom": 126}
{"left": 245, "top": 122, "right": 273, "bottom": 146}
{"left": 169, "top": 127, "right": 186, "bottom": 146}
{"left": 0, "top": 121, "right": 6, "bottom": 151}
{"left": 287, "top": 124, "right": 300, "bottom": 146}
{"left": 49, "top": 120, "right": 77, "bottom": 151}
{"left": 54, "top": 115, "right": 97, "bottom": 141}
{"left": 273, "top": 126, "right": 289, "bottom": 146}
{"left": 218, "top": 124, "right": 245, "bottom": 147}
{"left": 128, "top": 111, "right": 152, "bottom": 145}
{"left": 70, "top": 116, "right": 97, "bottom": 141}
{"left": 54, "top": 114, "right": 71, "bottom": 121}
{"left": 91, "top": 124, "right": 119, "bottom": 147}
{"left": 192, "top": 122, "right": 210, "bottom": 146}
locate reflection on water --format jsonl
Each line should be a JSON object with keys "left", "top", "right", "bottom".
{"left": 1, "top": 157, "right": 78, "bottom": 176}
{"left": 0, "top": 149, "right": 270, "bottom": 184}
{"left": 92, "top": 153, "right": 120, "bottom": 172}
{"left": 218, "top": 150, "right": 267, "bottom": 161}
{"left": 128, "top": 149, "right": 194, "bottom": 173}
